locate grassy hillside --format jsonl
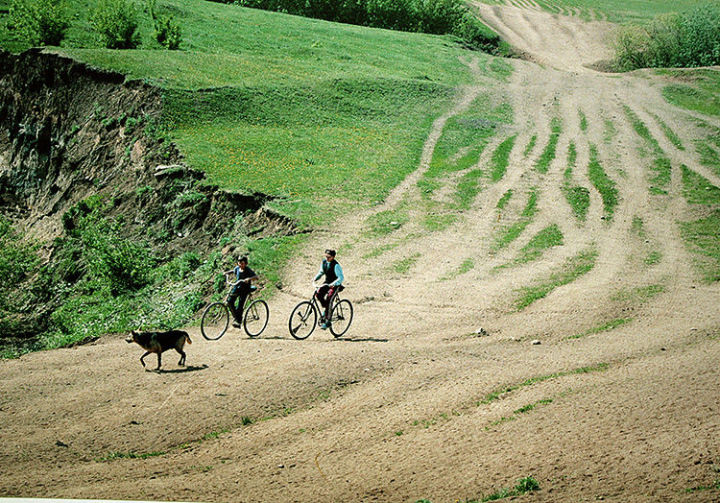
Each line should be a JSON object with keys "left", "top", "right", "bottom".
{"left": 0, "top": 0, "right": 512, "bottom": 354}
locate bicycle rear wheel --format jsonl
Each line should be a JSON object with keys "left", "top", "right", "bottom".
{"left": 201, "top": 302, "right": 230, "bottom": 340}
{"left": 329, "top": 299, "right": 353, "bottom": 338}
{"left": 244, "top": 299, "right": 269, "bottom": 338}
{"left": 289, "top": 301, "right": 317, "bottom": 340}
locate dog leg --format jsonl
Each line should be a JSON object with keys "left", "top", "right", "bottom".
{"left": 156, "top": 352, "right": 162, "bottom": 370}
{"left": 177, "top": 348, "right": 186, "bottom": 366}
{"left": 140, "top": 351, "right": 150, "bottom": 367}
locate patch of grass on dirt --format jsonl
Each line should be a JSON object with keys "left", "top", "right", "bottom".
{"left": 650, "top": 157, "right": 672, "bottom": 195}
{"left": 523, "top": 134, "right": 537, "bottom": 158}
{"left": 681, "top": 165, "right": 720, "bottom": 204}
{"left": 501, "top": 224, "right": 562, "bottom": 267}
{"left": 694, "top": 139, "right": 720, "bottom": 179}
{"left": 392, "top": 253, "right": 421, "bottom": 274}
{"left": 604, "top": 118, "right": 617, "bottom": 144}
{"left": 644, "top": 250, "right": 662, "bottom": 265}
{"left": 566, "top": 318, "right": 633, "bottom": 340}
{"left": 534, "top": 117, "right": 562, "bottom": 173}
{"left": 489, "top": 134, "right": 517, "bottom": 182}
{"left": 623, "top": 105, "right": 662, "bottom": 155}
{"left": 661, "top": 69, "right": 720, "bottom": 118}
{"left": 588, "top": 144, "right": 618, "bottom": 220}
{"left": 611, "top": 284, "right": 665, "bottom": 303}
{"left": 650, "top": 112, "right": 684, "bottom": 150}
{"left": 497, "top": 189, "right": 513, "bottom": 210}
{"left": 98, "top": 450, "right": 167, "bottom": 462}
{"left": 454, "top": 168, "right": 484, "bottom": 209}
{"left": 441, "top": 258, "right": 475, "bottom": 280}
{"left": 579, "top": 109, "right": 588, "bottom": 132}
{"left": 470, "top": 476, "right": 540, "bottom": 502}
{"left": 478, "top": 362, "right": 609, "bottom": 404}
{"left": 686, "top": 480, "right": 720, "bottom": 493}
{"left": 562, "top": 167, "right": 590, "bottom": 222}
{"left": 631, "top": 216, "right": 645, "bottom": 236}
{"left": 514, "top": 247, "right": 598, "bottom": 310}
{"left": 367, "top": 206, "right": 410, "bottom": 236}
{"left": 567, "top": 141, "right": 577, "bottom": 167}
{"left": 680, "top": 209, "right": 720, "bottom": 282}
{"left": 492, "top": 188, "right": 538, "bottom": 251}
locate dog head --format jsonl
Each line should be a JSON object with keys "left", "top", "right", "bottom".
{"left": 126, "top": 330, "right": 140, "bottom": 344}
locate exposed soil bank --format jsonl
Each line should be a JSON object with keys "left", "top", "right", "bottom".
{"left": 0, "top": 49, "right": 295, "bottom": 340}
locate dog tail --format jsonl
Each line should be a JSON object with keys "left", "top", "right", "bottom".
{"left": 185, "top": 332, "right": 192, "bottom": 345}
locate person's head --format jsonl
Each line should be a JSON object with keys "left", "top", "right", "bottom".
{"left": 324, "top": 249, "right": 336, "bottom": 261}
{"left": 237, "top": 256, "right": 248, "bottom": 268}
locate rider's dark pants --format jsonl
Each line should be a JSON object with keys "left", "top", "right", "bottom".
{"left": 315, "top": 285, "right": 336, "bottom": 319}
{"left": 226, "top": 285, "right": 250, "bottom": 323}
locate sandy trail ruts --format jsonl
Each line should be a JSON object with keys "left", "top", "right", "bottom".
{"left": 2, "top": 3, "right": 719, "bottom": 502}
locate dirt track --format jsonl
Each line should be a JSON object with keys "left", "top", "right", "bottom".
{"left": 1, "top": 3, "right": 719, "bottom": 502}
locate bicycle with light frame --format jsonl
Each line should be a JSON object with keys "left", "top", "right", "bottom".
{"left": 288, "top": 283, "right": 353, "bottom": 339}
{"left": 201, "top": 272, "right": 269, "bottom": 340}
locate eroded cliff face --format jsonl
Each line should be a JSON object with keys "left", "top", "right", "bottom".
{"left": 0, "top": 49, "right": 294, "bottom": 341}
{"left": 0, "top": 49, "right": 294, "bottom": 254}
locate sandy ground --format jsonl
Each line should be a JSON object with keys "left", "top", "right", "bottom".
{"left": 2, "top": 3, "right": 719, "bottom": 502}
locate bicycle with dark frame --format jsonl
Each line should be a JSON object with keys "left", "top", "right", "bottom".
{"left": 288, "top": 283, "right": 353, "bottom": 339}
{"left": 201, "top": 271, "right": 269, "bottom": 340}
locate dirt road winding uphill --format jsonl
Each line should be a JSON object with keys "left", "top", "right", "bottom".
{"left": 1, "top": 4, "right": 719, "bottom": 502}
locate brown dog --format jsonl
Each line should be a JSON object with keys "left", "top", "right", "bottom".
{"left": 126, "top": 330, "right": 192, "bottom": 370}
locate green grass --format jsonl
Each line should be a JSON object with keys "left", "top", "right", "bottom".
{"left": 588, "top": 144, "right": 618, "bottom": 220}
{"left": 489, "top": 134, "right": 517, "bottom": 182}
{"left": 514, "top": 247, "right": 598, "bottom": 310}
{"left": 492, "top": 188, "right": 538, "bottom": 251}
{"left": 496, "top": 189, "right": 513, "bottom": 210}
{"left": 578, "top": 110, "right": 588, "bottom": 132}
{"left": 441, "top": 258, "right": 476, "bottom": 280}
{"left": 680, "top": 210, "right": 720, "bottom": 282}
{"left": 515, "top": 224, "right": 563, "bottom": 264}
{"left": 681, "top": 165, "right": 720, "bottom": 204}
{"left": 392, "top": 253, "right": 421, "bottom": 274}
{"left": 534, "top": 117, "right": 562, "bottom": 173}
{"left": 523, "top": 134, "right": 537, "bottom": 158}
{"left": 567, "top": 141, "right": 577, "bottom": 167}
{"left": 650, "top": 112, "right": 684, "bottom": 150}
{"left": 473, "top": 476, "right": 540, "bottom": 502}
{"left": 479, "top": 362, "right": 609, "bottom": 404}
{"left": 661, "top": 69, "right": 720, "bottom": 118}
{"left": 566, "top": 317, "right": 632, "bottom": 340}
{"left": 623, "top": 105, "right": 662, "bottom": 155}
{"left": 562, "top": 167, "right": 590, "bottom": 222}
{"left": 644, "top": 250, "right": 662, "bottom": 265}
{"left": 604, "top": 118, "right": 617, "bottom": 144}
{"left": 611, "top": 284, "right": 665, "bottom": 303}
{"left": 649, "top": 157, "right": 672, "bottom": 195}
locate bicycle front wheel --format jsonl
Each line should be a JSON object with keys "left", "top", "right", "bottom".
{"left": 289, "top": 301, "right": 317, "bottom": 340}
{"left": 244, "top": 299, "right": 269, "bottom": 338}
{"left": 201, "top": 302, "right": 230, "bottom": 340}
{"left": 329, "top": 299, "right": 353, "bottom": 338}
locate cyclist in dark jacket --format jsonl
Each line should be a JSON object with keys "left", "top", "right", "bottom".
{"left": 226, "top": 256, "right": 258, "bottom": 328}
{"left": 313, "top": 249, "right": 344, "bottom": 329}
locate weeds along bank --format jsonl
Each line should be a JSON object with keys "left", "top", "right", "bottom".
{"left": 0, "top": 50, "right": 296, "bottom": 357}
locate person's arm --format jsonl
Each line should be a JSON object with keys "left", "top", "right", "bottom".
{"left": 313, "top": 263, "right": 324, "bottom": 282}
{"left": 332, "top": 263, "right": 344, "bottom": 286}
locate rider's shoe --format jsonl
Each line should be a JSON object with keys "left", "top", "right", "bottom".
{"left": 320, "top": 322, "right": 328, "bottom": 330}
{"left": 232, "top": 321, "right": 242, "bottom": 328}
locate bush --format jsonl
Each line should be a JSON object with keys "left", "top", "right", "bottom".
{"left": 91, "top": 0, "right": 140, "bottom": 49}
{"left": 7, "top": 0, "right": 70, "bottom": 46}
{"left": 225, "top": 0, "right": 501, "bottom": 53}
{"left": 148, "top": 0, "right": 182, "bottom": 49}
{"left": 614, "top": 3, "right": 720, "bottom": 70}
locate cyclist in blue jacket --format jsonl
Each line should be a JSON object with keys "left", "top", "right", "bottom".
{"left": 313, "top": 249, "right": 344, "bottom": 329}
{"left": 226, "top": 256, "right": 258, "bottom": 328}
